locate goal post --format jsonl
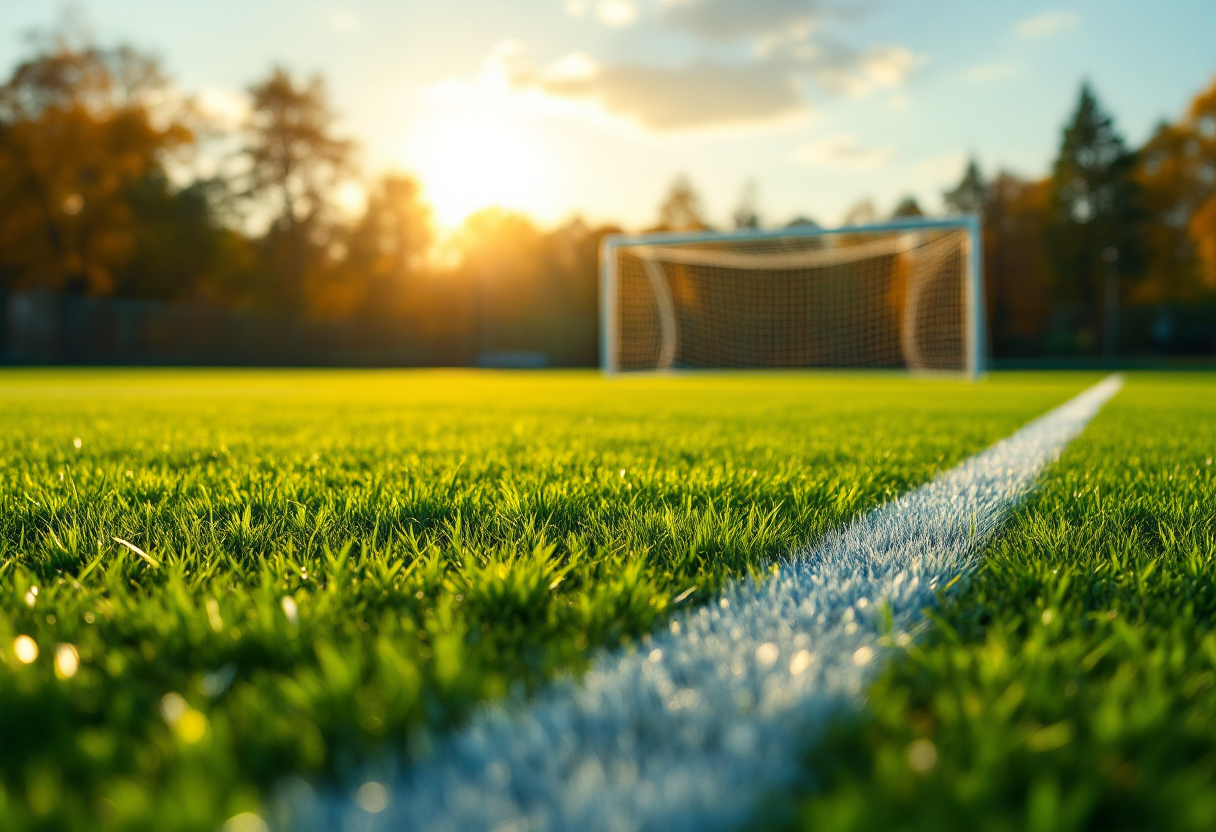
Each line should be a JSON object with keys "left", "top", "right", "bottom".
{"left": 600, "top": 215, "right": 986, "bottom": 377}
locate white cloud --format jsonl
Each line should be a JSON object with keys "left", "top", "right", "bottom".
{"left": 792, "top": 134, "right": 895, "bottom": 169}
{"left": 538, "top": 58, "right": 804, "bottom": 130}
{"left": 450, "top": 1, "right": 922, "bottom": 135}
{"left": 597, "top": 0, "right": 639, "bottom": 27}
{"left": 1016, "top": 9, "right": 1080, "bottom": 38}
{"left": 962, "top": 61, "right": 1019, "bottom": 83}
{"left": 542, "top": 53, "right": 600, "bottom": 83}
{"left": 498, "top": 37, "right": 922, "bottom": 131}
{"left": 913, "top": 152, "right": 966, "bottom": 181}
{"left": 800, "top": 42, "right": 923, "bottom": 98}
{"left": 659, "top": 0, "right": 833, "bottom": 41}
{"left": 859, "top": 45, "right": 920, "bottom": 87}
{"left": 329, "top": 8, "right": 360, "bottom": 32}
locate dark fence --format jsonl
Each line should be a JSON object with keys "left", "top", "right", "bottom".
{"left": 991, "top": 300, "right": 1216, "bottom": 367}
{"left": 0, "top": 289, "right": 1211, "bottom": 369}
{"left": 0, "top": 291, "right": 452, "bottom": 366}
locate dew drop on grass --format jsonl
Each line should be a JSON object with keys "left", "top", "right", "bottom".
{"left": 281, "top": 596, "right": 299, "bottom": 625}
{"left": 55, "top": 644, "right": 80, "bottom": 679}
{"left": 486, "top": 762, "right": 511, "bottom": 787}
{"left": 161, "top": 692, "right": 189, "bottom": 725}
{"left": 852, "top": 646, "right": 874, "bottom": 665}
{"left": 73, "top": 437, "right": 82, "bottom": 449}
{"left": 906, "top": 738, "right": 938, "bottom": 773}
{"left": 222, "top": 813, "right": 268, "bottom": 832}
{"left": 161, "top": 692, "right": 207, "bottom": 742}
{"left": 355, "top": 781, "right": 389, "bottom": 814}
{"left": 755, "top": 643, "right": 779, "bottom": 666}
{"left": 789, "top": 649, "right": 814, "bottom": 675}
{"left": 176, "top": 710, "right": 208, "bottom": 743}
{"left": 13, "top": 635, "right": 38, "bottom": 664}
{"left": 206, "top": 598, "right": 224, "bottom": 633}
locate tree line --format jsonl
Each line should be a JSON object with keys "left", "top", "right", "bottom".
{"left": 0, "top": 29, "right": 1213, "bottom": 364}
{"left": 660, "top": 82, "right": 1216, "bottom": 361}
{"left": 0, "top": 31, "right": 609, "bottom": 365}
{"left": 943, "top": 81, "right": 1216, "bottom": 359}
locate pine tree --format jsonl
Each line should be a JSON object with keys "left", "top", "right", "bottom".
{"left": 891, "top": 196, "right": 924, "bottom": 219}
{"left": 943, "top": 158, "right": 989, "bottom": 216}
{"left": 655, "top": 175, "right": 709, "bottom": 232}
{"left": 1045, "top": 83, "right": 1144, "bottom": 354}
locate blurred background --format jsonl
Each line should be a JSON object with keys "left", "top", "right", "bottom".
{"left": 0, "top": 0, "right": 1213, "bottom": 369}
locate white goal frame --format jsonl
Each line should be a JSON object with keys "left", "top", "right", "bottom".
{"left": 599, "top": 215, "right": 986, "bottom": 378}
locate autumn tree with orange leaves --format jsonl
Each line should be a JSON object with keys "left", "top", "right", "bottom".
{"left": 0, "top": 36, "right": 193, "bottom": 294}
{"left": 1181, "top": 80, "right": 1216, "bottom": 290}
{"left": 1137, "top": 76, "right": 1216, "bottom": 300}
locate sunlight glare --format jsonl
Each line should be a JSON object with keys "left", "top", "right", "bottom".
{"left": 405, "top": 95, "right": 557, "bottom": 230}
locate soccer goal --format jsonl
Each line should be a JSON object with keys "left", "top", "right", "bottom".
{"left": 600, "top": 216, "right": 985, "bottom": 376}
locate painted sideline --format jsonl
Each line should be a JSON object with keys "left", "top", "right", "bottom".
{"left": 290, "top": 375, "right": 1124, "bottom": 832}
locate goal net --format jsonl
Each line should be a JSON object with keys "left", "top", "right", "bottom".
{"left": 600, "top": 217, "right": 983, "bottom": 375}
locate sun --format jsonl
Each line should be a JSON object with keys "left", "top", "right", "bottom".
{"left": 405, "top": 97, "right": 557, "bottom": 230}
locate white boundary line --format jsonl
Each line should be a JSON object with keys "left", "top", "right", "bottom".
{"left": 293, "top": 375, "right": 1123, "bottom": 832}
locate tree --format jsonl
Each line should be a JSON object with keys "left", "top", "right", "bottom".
{"left": 1188, "top": 80, "right": 1216, "bottom": 289}
{"left": 984, "top": 172, "right": 1053, "bottom": 356}
{"left": 732, "top": 180, "right": 760, "bottom": 229}
{"left": 841, "top": 199, "right": 877, "bottom": 227}
{"left": 453, "top": 208, "right": 545, "bottom": 355}
{"left": 329, "top": 172, "right": 433, "bottom": 317}
{"left": 1045, "top": 83, "right": 1145, "bottom": 355}
{"left": 891, "top": 196, "right": 924, "bottom": 219}
{"left": 1133, "top": 76, "right": 1216, "bottom": 303}
{"left": 943, "top": 158, "right": 989, "bottom": 216}
{"left": 1137, "top": 124, "right": 1206, "bottom": 302}
{"left": 0, "top": 35, "right": 192, "bottom": 294}
{"left": 120, "top": 173, "right": 256, "bottom": 304}
{"left": 241, "top": 67, "right": 353, "bottom": 310}
{"left": 1194, "top": 195, "right": 1216, "bottom": 291}
{"left": 654, "top": 175, "right": 709, "bottom": 232}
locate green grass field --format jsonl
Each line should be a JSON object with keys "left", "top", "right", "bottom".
{"left": 0, "top": 370, "right": 1207, "bottom": 831}
{"left": 787, "top": 375, "right": 1216, "bottom": 832}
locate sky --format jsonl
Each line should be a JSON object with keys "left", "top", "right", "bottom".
{"left": 3, "top": 0, "right": 1214, "bottom": 233}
